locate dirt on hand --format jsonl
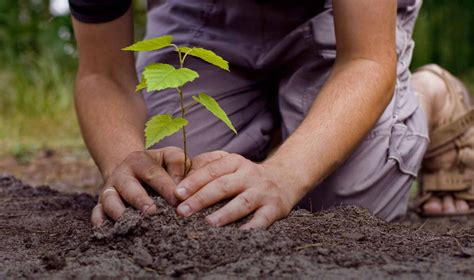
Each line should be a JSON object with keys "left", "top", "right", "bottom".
{"left": 0, "top": 174, "right": 473, "bottom": 279}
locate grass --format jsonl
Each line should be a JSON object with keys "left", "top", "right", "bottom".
{"left": 0, "top": 54, "right": 84, "bottom": 156}
{"left": 0, "top": 110, "right": 83, "bottom": 155}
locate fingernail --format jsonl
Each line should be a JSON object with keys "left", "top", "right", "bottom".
{"left": 177, "top": 204, "right": 192, "bottom": 217}
{"left": 173, "top": 176, "right": 183, "bottom": 185}
{"left": 176, "top": 187, "right": 188, "bottom": 199}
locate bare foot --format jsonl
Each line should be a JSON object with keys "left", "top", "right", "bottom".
{"left": 422, "top": 196, "right": 469, "bottom": 215}
{"left": 412, "top": 65, "right": 472, "bottom": 215}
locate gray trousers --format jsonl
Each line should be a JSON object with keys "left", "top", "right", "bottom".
{"left": 137, "top": 0, "right": 429, "bottom": 221}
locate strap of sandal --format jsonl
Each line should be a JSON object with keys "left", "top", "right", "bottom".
{"left": 416, "top": 65, "right": 474, "bottom": 157}
{"left": 422, "top": 171, "right": 472, "bottom": 192}
{"left": 455, "top": 183, "right": 474, "bottom": 201}
{"left": 417, "top": 172, "right": 474, "bottom": 212}
{"left": 426, "top": 109, "right": 474, "bottom": 157}
{"left": 416, "top": 65, "right": 474, "bottom": 206}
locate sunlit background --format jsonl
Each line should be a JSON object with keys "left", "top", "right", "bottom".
{"left": 1, "top": 0, "right": 473, "bottom": 156}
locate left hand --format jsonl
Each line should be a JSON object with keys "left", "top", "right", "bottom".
{"left": 174, "top": 151, "right": 299, "bottom": 229}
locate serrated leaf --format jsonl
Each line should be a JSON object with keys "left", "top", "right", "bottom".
{"left": 143, "top": 63, "right": 199, "bottom": 91}
{"left": 123, "top": 35, "right": 173, "bottom": 51}
{"left": 136, "top": 75, "right": 147, "bottom": 92}
{"left": 193, "top": 93, "right": 237, "bottom": 134}
{"left": 179, "top": 47, "right": 229, "bottom": 71}
{"left": 145, "top": 114, "right": 188, "bottom": 148}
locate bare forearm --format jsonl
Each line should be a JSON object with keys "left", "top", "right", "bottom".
{"left": 262, "top": 0, "right": 397, "bottom": 204}
{"left": 71, "top": 8, "right": 147, "bottom": 180}
{"left": 75, "top": 75, "right": 146, "bottom": 179}
{"left": 264, "top": 59, "right": 396, "bottom": 201}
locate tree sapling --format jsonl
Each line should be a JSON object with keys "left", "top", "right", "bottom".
{"left": 123, "top": 35, "right": 237, "bottom": 176}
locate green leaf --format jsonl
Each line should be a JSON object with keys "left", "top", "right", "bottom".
{"left": 192, "top": 93, "right": 237, "bottom": 134}
{"left": 136, "top": 75, "right": 147, "bottom": 92}
{"left": 179, "top": 47, "right": 230, "bottom": 71}
{"left": 122, "top": 35, "right": 173, "bottom": 51}
{"left": 145, "top": 114, "right": 188, "bottom": 148}
{"left": 143, "top": 63, "right": 199, "bottom": 91}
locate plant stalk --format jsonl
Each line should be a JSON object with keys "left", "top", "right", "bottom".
{"left": 176, "top": 47, "right": 190, "bottom": 177}
{"left": 177, "top": 87, "right": 188, "bottom": 177}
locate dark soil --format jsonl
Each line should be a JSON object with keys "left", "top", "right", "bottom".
{"left": 0, "top": 174, "right": 473, "bottom": 279}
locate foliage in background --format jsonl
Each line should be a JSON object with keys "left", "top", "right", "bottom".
{"left": 411, "top": 0, "right": 474, "bottom": 77}
{"left": 0, "top": 0, "right": 473, "bottom": 155}
{"left": 411, "top": 0, "right": 474, "bottom": 91}
{"left": 0, "top": 0, "right": 79, "bottom": 154}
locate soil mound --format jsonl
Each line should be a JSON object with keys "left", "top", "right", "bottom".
{"left": 0, "top": 175, "right": 473, "bottom": 279}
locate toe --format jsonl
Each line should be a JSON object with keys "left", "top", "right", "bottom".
{"left": 423, "top": 196, "right": 443, "bottom": 214}
{"left": 442, "top": 195, "right": 456, "bottom": 214}
{"left": 454, "top": 199, "right": 470, "bottom": 213}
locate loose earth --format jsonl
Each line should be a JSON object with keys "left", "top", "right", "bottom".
{"left": 0, "top": 175, "right": 473, "bottom": 279}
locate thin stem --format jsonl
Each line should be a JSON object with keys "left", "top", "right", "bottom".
{"left": 171, "top": 43, "right": 193, "bottom": 66}
{"left": 177, "top": 87, "right": 188, "bottom": 177}
{"left": 181, "top": 48, "right": 194, "bottom": 65}
{"left": 173, "top": 44, "right": 192, "bottom": 176}
{"left": 171, "top": 44, "right": 183, "bottom": 67}
{"left": 183, "top": 100, "right": 198, "bottom": 112}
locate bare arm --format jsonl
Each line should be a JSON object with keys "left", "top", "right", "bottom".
{"left": 73, "top": 8, "right": 188, "bottom": 225}
{"left": 263, "top": 0, "right": 398, "bottom": 199}
{"left": 73, "top": 8, "right": 145, "bottom": 179}
{"left": 173, "top": 0, "right": 398, "bottom": 229}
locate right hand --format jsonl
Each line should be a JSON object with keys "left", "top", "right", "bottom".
{"left": 91, "top": 147, "right": 189, "bottom": 226}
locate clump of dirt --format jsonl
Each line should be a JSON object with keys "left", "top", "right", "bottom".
{"left": 0, "top": 174, "right": 473, "bottom": 279}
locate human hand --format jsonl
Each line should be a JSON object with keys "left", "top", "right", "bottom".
{"left": 91, "top": 147, "right": 189, "bottom": 226}
{"left": 174, "top": 151, "right": 301, "bottom": 229}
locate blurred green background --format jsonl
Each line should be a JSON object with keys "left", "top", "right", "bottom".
{"left": 0, "top": 0, "right": 473, "bottom": 155}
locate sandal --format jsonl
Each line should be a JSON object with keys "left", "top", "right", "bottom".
{"left": 416, "top": 64, "right": 474, "bottom": 216}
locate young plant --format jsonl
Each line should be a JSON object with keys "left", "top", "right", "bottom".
{"left": 123, "top": 35, "right": 237, "bottom": 176}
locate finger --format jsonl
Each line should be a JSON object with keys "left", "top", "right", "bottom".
{"left": 240, "top": 206, "right": 279, "bottom": 230}
{"left": 147, "top": 147, "right": 188, "bottom": 184}
{"left": 91, "top": 203, "right": 106, "bottom": 227}
{"left": 176, "top": 153, "right": 242, "bottom": 200}
{"left": 101, "top": 187, "right": 127, "bottom": 221}
{"left": 442, "top": 195, "right": 456, "bottom": 214}
{"left": 131, "top": 154, "right": 178, "bottom": 206}
{"left": 205, "top": 190, "right": 259, "bottom": 227}
{"left": 176, "top": 173, "right": 245, "bottom": 217}
{"left": 164, "top": 147, "right": 189, "bottom": 184}
{"left": 112, "top": 173, "right": 158, "bottom": 213}
{"left": 189, "top": 151, "right": 228, "bottom": 173}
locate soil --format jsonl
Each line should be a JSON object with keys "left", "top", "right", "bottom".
{"left": 0, "top": 148, "right": 102, "bottom": 194}
{"left": 0, "top": 174, "right": 473, "bottom": 279}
